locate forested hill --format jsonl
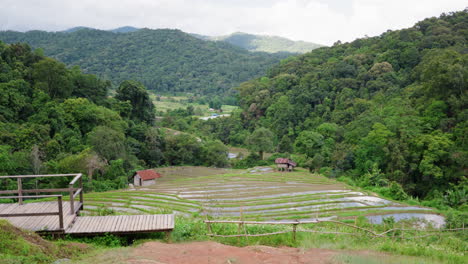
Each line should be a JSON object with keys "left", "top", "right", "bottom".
{"left": 0, "top": 41, "right": 230, "bottom": 191}
{"left": 197, "top": 32, "right": 324, "bottom": 53}
{"left": 0, "top": 28, "right": 288, "bottom": 95}
{"left": 213, "top": 10, "right": 467, "bottom": 201}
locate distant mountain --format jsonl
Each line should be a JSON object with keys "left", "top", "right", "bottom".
{"left": 196, "top": 32, "right": 325, "bottom": 53}
{"left": 62, "top": 26, "right": 141, "bottom": 33}
{"left": 0, "top": 28, "right": 289, "bottom": 95}
{"left": 62, "top": 27, "right": 322, "bottom": 53}
{"left": 62, "top": 26, "right": 94, "bottom": 33}
{"left": 109, "top": 26, "right": 140, "bottom": 33}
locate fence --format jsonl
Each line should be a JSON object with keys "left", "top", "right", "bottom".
{"left": 204, "top": 219, "right": 466, "bottom": 242}
{"left": 0, "top": 173, "right": 84, "bottom": 230}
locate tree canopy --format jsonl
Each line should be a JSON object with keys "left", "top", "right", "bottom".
{"left": 0, "top": 29, "right": 289, "bottom": 96}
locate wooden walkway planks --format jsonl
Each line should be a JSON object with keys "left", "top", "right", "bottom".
{"left": 1, "top": 201, "right": 174, "bottom": 235}
{"left": 66, "top": 214, "right": 174, "bottom": 235}
{"left": 0, "top": 201, "right": 80, "bottom": 232}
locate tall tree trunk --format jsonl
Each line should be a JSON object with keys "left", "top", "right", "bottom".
{"left": 259, "top": 151, "right": 264, "bottom": 160}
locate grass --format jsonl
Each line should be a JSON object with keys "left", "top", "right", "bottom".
{"left": 169, "top": 216, "right": 467, "bottom": 263}
{"left": 0, "top": 219, "right": 90, "bottom": 264}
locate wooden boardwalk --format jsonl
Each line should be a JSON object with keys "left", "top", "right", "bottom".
{"left": 0, "top": 201, "right": 81, "bottom": 232}
{"left": 0, "top": 173, "right": 175, "bottom": 236}
{"left": 66, "top": 214, "right": 174, "bottom": 235}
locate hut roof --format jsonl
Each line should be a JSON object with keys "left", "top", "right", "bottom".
{"left": 275, "top": 158, "right": 297, "bottom": 167}
{"left": 134, "top": 169, "right": 162, "bottom": 181}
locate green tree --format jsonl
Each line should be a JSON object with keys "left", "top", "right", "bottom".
{"left": 277, "top": 135, "right": 293, "bottom": 153}
{"left": 115, "top": 80, "right": 155, "bottom": 124}
{"left": 203, "top": 140, "right": 229, "bottom": 167}
{"left": 32, "top": 58, "right": 73, "bottom": 99}
{"left": 294, "top": 131, "right": 324, "bottom": 158}
{"left": 87, "top": 126, "right": 126, "bottom": 162}
{"left": 245, "top": 127, "right": 274, "bottom": 160}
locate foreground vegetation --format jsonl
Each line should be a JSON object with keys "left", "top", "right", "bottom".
{"left": 2, "top": 215, "right": 465, "bottom": 264}
{"left": 0, "top": 220, "right": 90, "bottom": 264}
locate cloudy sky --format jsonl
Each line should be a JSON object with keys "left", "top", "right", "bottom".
{"left": 0, "top": 0, "right": 466, "bottom": 45}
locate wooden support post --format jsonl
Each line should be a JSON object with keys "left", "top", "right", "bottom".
{"left": 293, "top": 223, "right": 298, "bottom": 243}
{"left": 17, "top": 178, "right": 23, "bottom": 205}
{"left": 69, "top": 184, "right": 74, "bottom": 214}
{"left": 237, "top": 223, "right": 242, "bottom": 244}
{"left": 165, "top": 231, "right": 172, "bottom": 243}
{"left": 58, "top": 196, "right": 64, "bottom": 230}
{"left": 79, "top": 176, "right": 84, "bottom": 208}
{"left": 207, "top": 222, "right": 212, "bottom": 235}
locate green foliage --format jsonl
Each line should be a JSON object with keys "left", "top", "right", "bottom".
{"left": 87, "top": 126, "right": 126, "bottom": 162}
{"left": 0, "top": 220, "right": 89, "bottom": 264}
{"left": 164, "top": 134, "right": 203, "bottom": 165}
{"left": 225, "top": 10, "right": 468, "bottom": 201}
{"left": 231, "top": 152, "right": 268, "bottom": 169}
{"left": 202, "top": 140, "right": 229, "bottom": 167}
{"left": 0, "top": 29, "right": 288, "bottom": 95}
{"left": 246, "top": 127, "right": 275, "bottom": 159}
{"left": 32, "top": 58, "right": 73, "bottom": 99}
{"left": 116, "top": 80, "right": 155, "bottom": 123}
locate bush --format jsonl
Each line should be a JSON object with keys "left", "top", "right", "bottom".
{"left": 445, "top": 210, "right": 468, "bottom": 228}
{"left": 231, "top": 152, "right": 270, "bottom": 169}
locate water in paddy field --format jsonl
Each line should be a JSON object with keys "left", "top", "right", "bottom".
{"left": 366, "top": 213, "right": 446, "bottom": 228}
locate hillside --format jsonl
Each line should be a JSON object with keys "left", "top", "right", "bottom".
{"left": 0, "top": 219, "right": 88, "bottom": 263}
{"left": 0, "top": 28, "right": 288, "bottom": 95}
{"left": 204, "top": 32, "right": 324, "bottom": 53}
{"left": 195, "top": 10, "right": 468, "bottom": 203}
{"left": 0, "top": 40, "right": 230, "bottom": 192}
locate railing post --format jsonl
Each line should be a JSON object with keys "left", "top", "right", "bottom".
{"left": 69, "top": 184, "right": 74, "bottom": 214}
{"left": 58, "top": 196, "right": 64, "bottom": 230}
{"left": 17, "top": 178, "right": 23, "bottom": 205}
{"left": 293, "top": 223, "right": 298, "bottom": 242}
{"left": 79, "top": 174, "right": 83, "bottom": 207}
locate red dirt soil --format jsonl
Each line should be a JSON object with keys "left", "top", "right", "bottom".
{"left": 126, "top": 241, "right": 371, "bottom": 264}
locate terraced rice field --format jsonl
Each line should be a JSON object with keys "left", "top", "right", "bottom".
{"left": 82, "top": 166, "right": 444, "bottom": 227}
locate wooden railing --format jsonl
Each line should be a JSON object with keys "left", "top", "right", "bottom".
{"left": 0, "top": 194, "right": 65, "bottom": 229}
{"left": 204, "top": 219, "right": 466, "bottom": 242}
{"left": 0, "top": 173, "right": 83, "bottom": 215}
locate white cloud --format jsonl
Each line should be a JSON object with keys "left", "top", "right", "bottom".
{"left": 0, "top": 0, "right": 465, "bottom": 45}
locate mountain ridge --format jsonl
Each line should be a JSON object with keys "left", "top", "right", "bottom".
{"left": 19, "top": 26, "right": 323, "bottom": 53}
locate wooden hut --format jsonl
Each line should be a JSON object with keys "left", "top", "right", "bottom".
{"left": 275, "top": 158, "right": 297, "bottom": 172}
{"left": 133, "top": 169, "right": 162, "bottom": 186}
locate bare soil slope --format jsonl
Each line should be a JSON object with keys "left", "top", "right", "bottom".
{"left": 126, "top": 241, "right": 374, "bottom": 264}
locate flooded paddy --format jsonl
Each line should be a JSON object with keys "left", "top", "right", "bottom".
{"left": 81, "top": 166, "right": 442, "bottom": 226}
{"left": 366, "top": 213, "right": 445, "bottom": 228}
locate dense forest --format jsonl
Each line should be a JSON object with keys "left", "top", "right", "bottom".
{"left": 168, "top": 10, "right": 467, "bottom": 209}
{"left": 0, "top": 42, "right": 228, "bottom": 191}
{"left": 193, "top": 32, "right": 324, "bottom": 53}
{"left": 0, "top": 28, "right": 288, "bottom": 96}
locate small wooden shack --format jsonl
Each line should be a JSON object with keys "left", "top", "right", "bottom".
{"left": 275, "top": 158, "right": 297, "bottom": 172}
{"left": 133, "top": 169, "right": 162, "bottom": 186}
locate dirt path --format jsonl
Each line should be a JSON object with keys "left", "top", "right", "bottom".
{"left": 124, "top": 241, "right": 373, "bottom": 264}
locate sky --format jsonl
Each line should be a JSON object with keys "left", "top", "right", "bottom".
{"left": 0, "top": 0, "right": 466, "bottom": 45}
